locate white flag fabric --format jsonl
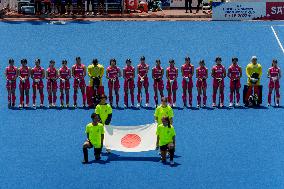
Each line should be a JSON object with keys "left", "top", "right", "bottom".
{"left": 104, "top": 123, "right": 157, "bottom": 152}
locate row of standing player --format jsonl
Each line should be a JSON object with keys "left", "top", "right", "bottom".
{"left": 5, "top": 56, "right": 281, "bottom": 109}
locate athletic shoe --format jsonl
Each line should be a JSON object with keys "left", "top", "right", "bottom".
{"left": 33, "top": 104, "right": 36, "bottom": 109}
{"left": 25, "top": 104, "right": 29, "bottom": 108}
{"left": 235, "top": 102, "right": 240, "bottom": 107}
{"left": 40, "top": 104, "right": 43, "bottom": 108}
{"left": 124, "top": 104, "right": 127, "bottom": 108}
{"left": 60, "top": 104, "right": 64, "bottom": 108}
{"left": 137, "top": 103, "right": 141, "bottom": 108}
{"left": 212, "top": 103, "right": 216, "bottom": 107}
{"left": 145, "top": 103, "right": 149, "bottom": 107}
{"left": 276, "top": 104, "right": 280, "bottom": 107}
{"left": 172, "top": 103, "right": 176, "bottom": 107}
{"left": 229, "top": 103, "right": 233, "bottom": 107}
{"left": 12, "top": 103, "right": 15, "bottom": 107}
{"left": 220, "top": 103, "right": 224, "bottom": 108}
{"left": 82, "top": 104, "right": 86, "bottom": 108}
{"left": 170, "top": 160, "right": 174, "bottom": 166}
{"left": 267, "top": 103, "right": 271, "bottom": 107}
{"left": 202, "top": 104, "right": 206, "bottom": 107}
{"left": 188, "top": 104, "right": 192, "bottom": 108}
{"left": 81, "top": 160, "right": 88, "bottom": 164}
{"left": 48, "top": 104, "right": 52, "bottom": 108}
{"left": 66, "top": 104, "right": 69, "bottom": 108}
{"left": 8, "top": 104, "right": 11, "bottom": 109}
{"left": 91, "top": 12, "right": 94, "bottom": 16}
{"left": 86, "top": 12, "right": 89, "bottom": 15}
{"left": 197, "top": 104, "right": 200, "bottom": 108}
{"left": 73, "top": 104, "right": 77, "bottom": 108}
{"left": 19, "top": 104, "right": 23, "bottom": 108}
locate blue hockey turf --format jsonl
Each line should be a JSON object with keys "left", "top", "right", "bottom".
{"left": 1, "top": 21, "right": 284, "bottom": 189}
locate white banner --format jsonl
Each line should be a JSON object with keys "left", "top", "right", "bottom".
{"left": 104, "top": 123, "right": 157, "bottom": 152}
{"left": 212, "top": 2, "right": 266, "bottom": 20}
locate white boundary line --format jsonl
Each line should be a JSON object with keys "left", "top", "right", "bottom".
{"left": 271, "top": 25, "right": 284, "bottom": 54}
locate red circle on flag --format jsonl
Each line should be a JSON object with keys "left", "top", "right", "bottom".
{"left": 121, "top": 134, "right": 141, "bottom": 148}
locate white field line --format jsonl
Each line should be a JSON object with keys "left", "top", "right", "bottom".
{"left": 271, "top": 26, "right": 284, "bottom": 54}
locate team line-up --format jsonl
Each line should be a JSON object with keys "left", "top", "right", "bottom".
{"left": 4, "top": 55, "right": 281, "bottom": 109}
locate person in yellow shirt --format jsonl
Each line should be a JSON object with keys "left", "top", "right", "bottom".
{"left": 245, "top": 56, "right": 263, "bottom": 106}
{"left": 87, "top": 59, "right": 104, "bottom": 107}
{"left": 82, "top": 113, "right": 104, "bottom": 164}
{"left": 156, "top": 117, "right": 176, "bottom": 165}
{"left": 95, "top": 94, "right": 112, "bottom": 125}
{"left": 87, "top": 59, "right": 104, "bottom": 87}
{"left": 154, "top": 97, "right": 174, "bottom": 125}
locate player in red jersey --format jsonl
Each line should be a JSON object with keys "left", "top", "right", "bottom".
{"left": 59, "top": 60, "right": 71, "bottom": 108}
{"left": 72, "top": 57, "right": 86, "bottom": 108}
{"left": 5, "top": 59, "right": 18, "bottom": 108}
{"left": 31, "top": 59, "right": 45, "bottom": 109}
{"left": 106, "top": 58, "right": 121, "bottom": 108}
{"left": 181, "top": 56, "right": 194, "bottom": 108}
{"left": 18, "top": 59, "right": 30, "bottom": 108}
{"left": 267, "top": 59, "right": 281, "bottom": 107}
{"left": 152, "top": 59, "right": 164, "bottom": 107}
{"left": 166, "top": 59, "right": 178, "bottom": 107}
{"left": 137, "top": 56, "right": 150, "bottom": 108}
{"left": 123, "top": 59, "right": 135, "bottom": 108}
{"left": 227, "top": 57, "right": 242, "bottom": 107}
{"left": 46, "top": 60, "right": 58, "bottom": 108}
{"left": 211, "top": 57, "right": 226, "bottom": 108}
{"left": 196, "top": 60, "right": 208, "bottom": 108}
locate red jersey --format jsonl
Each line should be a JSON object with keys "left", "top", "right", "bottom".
{"left": 196, "top": 66, "right": 207, "bottom": 79}
{"left": 152, "top": 66, "right": 163, "bottom": 79}
{"left": 228, "top": 64, "right": 241, "bottom": 80}
{"left": 107, "top": 66, "right": 120, "bottom": 79}
{"left": 212, "top": 64, "right": 226, "bottom": 78}
{"left": 181, "top": 64, "right": 194, "bottom": 78}
{"left": 124, "top": 66, "right": 135, "bottom": 80}
{"left": 59, "top": 66, "right": 71, "bottom": 80}
{"left": 32, "top": 66, "right": 44, "bottom": 79}
{"left": 268, "top": 67, "right": 280, "bottom": 80}
{"left": 167, "top": 66, "right": 178, "bottom": 80}
{"left": 6, "top": 66, "right": 17, "bottom": 80}
{"left": 46, "top": 67, "right": 57, "bottom": 80}
{"left": 137, "top": 63, "right": 149, "bottom": 78}
{"left": 19, "top": 66, "right": 30, "bottom": 79}
{"left": 72, "top": 64, "right": 85, "bottom": 79}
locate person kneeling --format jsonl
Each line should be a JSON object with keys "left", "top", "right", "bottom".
{"left": 82, "top": 113, "right": 104, "bottom": 164}
{"left": 156, "top": 117, "right": 176, "bottom": 166}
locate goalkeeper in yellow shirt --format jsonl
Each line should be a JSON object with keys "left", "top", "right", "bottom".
{"left": 245, "top": 56, "right": 262, "bottom": 106}
{"left": 87, "top": 59, "right": 104, "bottom": 107}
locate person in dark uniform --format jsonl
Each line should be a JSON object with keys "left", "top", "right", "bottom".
{"left": 185, "top": 0, "right": 192, "bottom": 13}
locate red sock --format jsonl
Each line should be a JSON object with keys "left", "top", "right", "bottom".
{"left": 230, "top": 92, "right": 233, "bottom": 103}
{"left": 73, "top": 94, "right": 77, "bottom": 104}
{"left": 146, "top": 92, "right": 149, "bottom": 103}
{"left": 220, "top": 92, "right": 224, "bottom": 103}
{"left": 137, "top": 92, "right": 141, "bottom": 103}
{"left": 40, "top": 93, "right": 44, "bottom": 104}
{"left": 66, "top": 94, "right": 69, "bottom": 105}
{"left": 268, "top": 92, "right": 272, "bottom": 104}
{"left": 197, "top": 95, "right": 201, "bottom": 105}
{"left": 203, "top": 95, "right": 207, "bottom": 105}
{"left": 189, "top": 93, "right": 192, "bottom": 105}
{"left": 53, "top": 95, "right": 57, "bottom": 104}
{"left": 131, "top": 92, "right": 134, "bottom": 105}
{"left": 124, "top": 92, "right": 128, "bottom": 106}
{"left": 212, "top": 93, "right": 216, "bottom": 104}
{"left": 48, "top": 95, "right": 52, "bottom": 104}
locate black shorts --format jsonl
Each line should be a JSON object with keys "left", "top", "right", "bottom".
{"left": 86, "top": 141, "right": 102, "bottom": 155}
{"left": 160, "top": 144, "right": 175, "bottom": 151}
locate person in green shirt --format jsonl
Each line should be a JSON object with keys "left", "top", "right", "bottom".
{"left": 82, "top": 113, "right": 104, "bottom": 164}
{"left": 156, "top": 116, "right": 176, "bottom": 165}
{"left": 95, "top": 94, "right": 112, "bottom": 125}
{"left": 154, "top": 97, "right": 173, "bottom": 125}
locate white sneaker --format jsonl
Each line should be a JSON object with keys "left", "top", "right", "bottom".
{"left": 220, "top": 103, "right": 224, "bottom": 108}
{"left": 52, "top": 103, "right": 55, "bottom": 107}
{"left": 19, "top": 104, "right": 23, "bottom": 108}
{"left": 229, "top": 103, "right": 233, "bottom": 107}
{"left": 137, "top": 103, "right": 141, "bottom": 108}
{"left": 40, "top": 104, "right": 43, "bottom": 108}
{"left": 33, "top": 104, "right": 36, "bottom": 109}
{"left": 172, "top": 103, "right": 176, "bottom": 107}
{"left": 25, "top": 104, "right": 29, "bottom": 108}
{"left": 267, "top": 103, "right": 271, "bottom": 107}
{"left": 203, "top": 104, "right": 206, "bottom": 107}
{"left": 170, "top": 160, "right": 174, "bottom": 166}
{"left": 212, "top": 103, "right": 216, "bottom": 107}
{"left": 48, "top": 104, "right": 52, "bottom": 108}
{"left": 188, "top": 104, "right": 192, "bottom": 108}
{"left": 124, "top": 104, "right": 127, "bottom": 108}
{"left": 73, "top": 104, "right": 77, "bottom": 108}
{"left": 276, "top": 103, "right": 279, "bottom": 107}
{"left": 106, "top": 149, "right": 111, "bottom": 153}
{"left": 145, "top": 103, "right": 149, "bottom": 107}
{"left": 197, "top": 104, "right": 200, "bottom": 108}
{"left": 235, "top": 102, "right": 240, "bottom": 107}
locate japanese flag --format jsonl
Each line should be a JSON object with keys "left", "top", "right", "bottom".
{"left": 104, "top": 123, "right": 157, "bottom": 152}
